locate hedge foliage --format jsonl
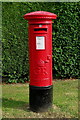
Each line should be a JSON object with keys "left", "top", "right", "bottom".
{"left": 2, "top": 2, "right": 79, "bottom": 83}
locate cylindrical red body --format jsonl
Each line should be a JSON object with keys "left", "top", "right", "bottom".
{"left": 24, "top": 11, "right": 57, "bottom": 112}
{"left": 29, "top": 23, "right": 52, "bottom": 87}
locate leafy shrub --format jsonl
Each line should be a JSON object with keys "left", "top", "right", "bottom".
{"left": 2, "top": 2, "right": 79, "bottom": 83}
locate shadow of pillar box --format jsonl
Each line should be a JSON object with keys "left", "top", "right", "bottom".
{"left": 23, "top": 11, "right": 57, "bottom": 112}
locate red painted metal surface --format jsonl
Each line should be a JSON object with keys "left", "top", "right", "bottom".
{"left": 24, "top": 11, "right": 57, "bottom": 20}
{"left": 24, "top": 11, "right": 57, "bottom": 87}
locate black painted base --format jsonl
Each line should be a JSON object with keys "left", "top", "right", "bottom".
{"left": 29, "top": 85, "right": 53, "bottom": 112}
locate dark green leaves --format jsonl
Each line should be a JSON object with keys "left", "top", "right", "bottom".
{"left": 2, "top": 2, "right": 79, "bottom": 83}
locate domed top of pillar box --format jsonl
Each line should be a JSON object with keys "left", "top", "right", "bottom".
{"left": 24, "top": 11, "right": 57, "bottom": 20}
{"left": 23, "top": 11, "right": 57, "bottom": 24}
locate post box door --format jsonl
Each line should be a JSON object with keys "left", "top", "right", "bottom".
{"left": 28, "top": 24, "right": 52, "bottom": 87}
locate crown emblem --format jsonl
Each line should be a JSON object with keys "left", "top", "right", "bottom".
{"left": 37, "top": 59, "right": 45, "bottom": 67}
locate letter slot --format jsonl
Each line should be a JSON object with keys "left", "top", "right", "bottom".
{"left": 34, "top": 28, "right": 47, "bottom": 32}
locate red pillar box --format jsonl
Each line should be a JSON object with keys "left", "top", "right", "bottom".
{"left": 23, "top": 11, "right": 57, "bottom": 112}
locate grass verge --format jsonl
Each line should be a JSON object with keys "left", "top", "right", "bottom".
{"left": 2, "top": 79, "right": 78, "bottom": 118}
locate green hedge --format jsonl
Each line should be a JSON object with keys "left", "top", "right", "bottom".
{"left": 2, "top": 2, "right": 79, "bottom": 83}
